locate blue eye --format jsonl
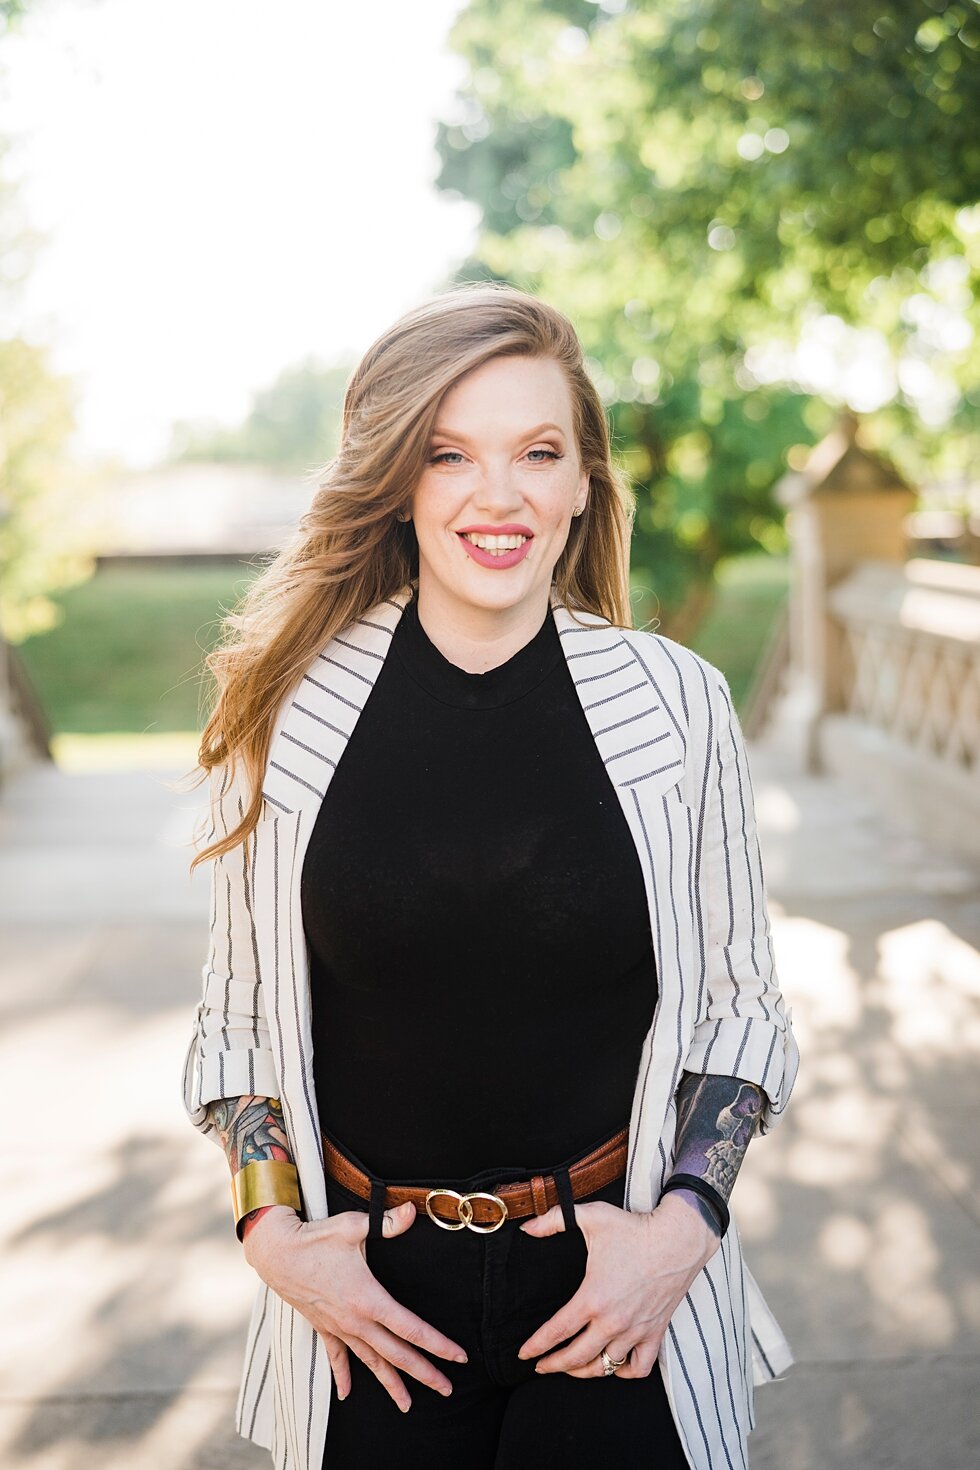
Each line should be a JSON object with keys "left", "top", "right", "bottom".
{"left": 428, "top": 448, "right": 562, "bottom": 465}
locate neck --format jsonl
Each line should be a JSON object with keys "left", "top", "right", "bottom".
{"left": 413, "top": 582, "right": 554, "bottom": 674}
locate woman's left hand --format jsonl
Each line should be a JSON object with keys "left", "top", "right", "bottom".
{"left": 515, "top": 1192, "right": 720, "bottom": 1379}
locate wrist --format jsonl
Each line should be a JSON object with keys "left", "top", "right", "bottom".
{"left": 231, "top": 1159, "right": 301, "bottom": 1241}
{"left": 663, "top": 1186, "right": 722, "bottom": 1237}
{"left": 655, "top": 1190, "right": 719, "bottom": 1264}
{"left": 659, "top": 1171, "right": 730, "bottom": 1238}
{"left": 241, "top": 1203, "right": 300, "bottom": 1265}
{"left": 241, "top": 1204, "right": 286, "bottom": 1241}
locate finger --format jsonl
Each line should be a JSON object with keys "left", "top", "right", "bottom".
{"left": 519, "top": 1203, "right": 570, "bottom": 1238}
{"left": 533, "top": 1320, "right": 610, "bottom": 1376}
{"left": 516, "top": 1286, "right": 591, "bottom": 1361}
{"left": 360, "top": 1322, "right": 455, "bottom": 1398}
{"left": 344, "top": 1200, "right": 417, "bottom": 1245}
{"left": 346, "top": 1333, "right": 412, "bottom": 1414}
{"left": 319, "top": 1330, "right": 352, "bottom": 1400}
{"left": 382, "top": 1200, "right": 417, "bottom": 1234}
{"left": 374, "top": 1292, "right": 468, "bottom": 1365}
{"left": 554, "top": 1339, "right": 634, "bottom": 1380}
{"left": 351, "top": 1199, "right": 417, "bottom": 1242}
{"left": 614, "top": 1338, "right": 660, "bottom": 1380}
{"left": 564, "top": 1359, "right": 609, "bottom": 1379}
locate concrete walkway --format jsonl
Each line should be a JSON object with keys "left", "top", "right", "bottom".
{"left": 0, "top": 742, "right": 977, "bottom": 1469}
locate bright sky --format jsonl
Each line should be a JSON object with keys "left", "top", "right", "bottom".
{"left": 1, "top": 0, "right": 477, "bottom": 467}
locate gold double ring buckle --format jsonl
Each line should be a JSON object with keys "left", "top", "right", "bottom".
{"left": 424, "top": 1188, "right": 508, "bottom": 1233}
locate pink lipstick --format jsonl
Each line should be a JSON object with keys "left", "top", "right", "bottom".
{"left": 456, "top": 528, "right": 534, "bottom": 570}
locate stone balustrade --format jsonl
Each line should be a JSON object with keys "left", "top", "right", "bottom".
{"left": 814, "top": 558, "right": 980, "bottom": 863}
{"left": 828, "top": 558, "right": 980, "bottom": 775}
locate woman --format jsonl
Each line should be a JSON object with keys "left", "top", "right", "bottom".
{"left": 182, "top": 283, "right": 799, "bottom": 1470}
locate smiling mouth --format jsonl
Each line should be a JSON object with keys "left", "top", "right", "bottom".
{"left": 457, "top": 532, "right": 531, "bottom": 555}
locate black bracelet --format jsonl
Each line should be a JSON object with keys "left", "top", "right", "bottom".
{"left": 659, "top": 1173, "right": 730, "bottom": 1238}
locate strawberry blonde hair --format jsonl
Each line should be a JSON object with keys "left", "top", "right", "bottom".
{"left": 187, "top": 282, "right": 636, "bottom": 869}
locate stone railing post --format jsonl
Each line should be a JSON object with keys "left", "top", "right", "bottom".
{"left": 774, "top": 412, "right": 917, "bottom": 771}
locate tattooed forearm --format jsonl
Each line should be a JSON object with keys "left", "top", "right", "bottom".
{"left": 207, "top": 1095, "right": 293, "bottom": 1172}
{"left": 667, "top": 1072, "right": 765, "bottom": 1236}
{"left": 206, "top": 1095, "right": 296, "bottom": 1238}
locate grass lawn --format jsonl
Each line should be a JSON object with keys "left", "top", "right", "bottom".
{"left": 16, "top": 554, "right": 789, "bottom": 764}
{"left": 17, "top": 563, "right": 258, "bottom": 739}
{"left": 689, "top": 554, "right": 790, "bottom": 710}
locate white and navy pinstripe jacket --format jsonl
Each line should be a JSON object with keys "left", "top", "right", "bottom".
{"left": 182, "top": 581, "right": 800, "bottom": 1470}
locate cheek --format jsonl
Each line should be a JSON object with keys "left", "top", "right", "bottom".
{"left": 410, "top": 486, "right": 447, "bottom": 539}
{"left": 410, "top": 496, "right": 465, "bottom": 562}
{"left": 539, "top": 496, "right": 577, "bottom": 534}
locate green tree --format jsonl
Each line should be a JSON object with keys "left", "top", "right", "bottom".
{"left": 0, "top": 7, "right": 97, "bottom": 643}
{"left": 169, "top": 356, "right": 351, "bottom": 473}
{"left": 435, "top": 0, "right": 980, "bottom": 634}
{"left": 0, "top": 338, "right": 95, "bottom": 642}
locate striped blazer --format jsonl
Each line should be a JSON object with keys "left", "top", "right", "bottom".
{"left": 181, "top": 581, "right": 800, "bottom": 1470}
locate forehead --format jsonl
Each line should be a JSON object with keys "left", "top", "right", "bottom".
{"left": 435, "top": 356, "right": 573, "bottom": 428}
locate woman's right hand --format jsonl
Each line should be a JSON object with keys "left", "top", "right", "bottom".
{"left": 242, "top": 1201, "right": 468, "bottom": 1412}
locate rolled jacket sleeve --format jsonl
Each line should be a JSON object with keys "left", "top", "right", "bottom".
{"left": 181, "top": 760, "right": 281, "bottom": 1145}
{"left": 684, "top": 670, "right": 800, "bottom": 1133}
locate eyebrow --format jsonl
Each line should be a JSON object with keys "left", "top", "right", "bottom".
{"left": 430, "top": 421, "right": 567, "bottom": 442}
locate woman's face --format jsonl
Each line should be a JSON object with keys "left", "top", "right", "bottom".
{"left": 409, "top": 354, "right": 589, "bottom": 625}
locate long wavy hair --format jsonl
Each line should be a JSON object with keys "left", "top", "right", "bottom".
{"left": 187, "top": 282, "right": 636, "bottom": 869}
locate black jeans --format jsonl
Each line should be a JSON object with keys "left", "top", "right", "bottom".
{"left": 321, "top": 1128, "right": 689, "bottom": 1469}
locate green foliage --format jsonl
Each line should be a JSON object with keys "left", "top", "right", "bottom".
{"left": 688, "top": 553, "right": 790, "bottom": 710}
{"left": 169, "top": 356, "right": 351, "bottom": 473}
{"left": 0, "top": 337, "right": 97, "bottom": 641}
{"left": 0, "top": 16, "right": 100, "bottom": 643}
{"left": 434, "top": 0, "right": 980, "bottom": 631}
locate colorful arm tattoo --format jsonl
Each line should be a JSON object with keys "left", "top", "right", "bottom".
{"left": 667, "top": 1072, "right": 766, "bottom": 1236}
{"left": 206, "top": 1095, "right": 297, "bottom": 1239}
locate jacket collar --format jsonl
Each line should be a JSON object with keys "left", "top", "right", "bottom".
{"left": 260, "top": 582, "right": 685, "bottom": 818}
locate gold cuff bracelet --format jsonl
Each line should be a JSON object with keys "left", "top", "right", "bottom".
{"left": 231, "top": 1160, "right": 301, "bottom": 1238}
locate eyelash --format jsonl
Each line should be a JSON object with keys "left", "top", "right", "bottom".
{"left": 428, "top": 449, "right": 563, "bottom": 466}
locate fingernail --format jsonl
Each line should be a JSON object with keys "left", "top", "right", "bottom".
{"left": 453, "top": 1352, "right": 468, "bottom": 1363}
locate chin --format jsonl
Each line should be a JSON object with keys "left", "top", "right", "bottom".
{"left": 451, "top": 583, "right": 528, "bottom": 612}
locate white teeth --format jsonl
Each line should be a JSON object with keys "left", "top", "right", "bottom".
{"left": 461, "top": 533, "right": 529, "bottom": 551}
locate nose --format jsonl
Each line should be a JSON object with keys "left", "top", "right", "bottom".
{"left": 472, "top": 461, "right": 525, "bottom": 517}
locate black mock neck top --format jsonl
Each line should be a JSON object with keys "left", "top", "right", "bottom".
{"left": 299, "top": 590, "right": 657, "bottom": 1180}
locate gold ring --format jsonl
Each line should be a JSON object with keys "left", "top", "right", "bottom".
{"left": 424, "top": 1188, "right": 508, "bottom": 1233}
{"left": 600, "top": 1348, "right": 629, "bottom": 1376}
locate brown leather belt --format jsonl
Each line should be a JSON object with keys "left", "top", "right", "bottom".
{"left": 321, "top": 1126, "right": 629, "bottom": 1233}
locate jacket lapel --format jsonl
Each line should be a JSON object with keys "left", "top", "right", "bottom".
{"left": 542, "top": 603, "right": 698, "bottom": 1212}
{"left": 258, "top": 587, "right": 415, "bottom": 819}
{"left": 549, "top": 601, "right": 685, "bottom": 791}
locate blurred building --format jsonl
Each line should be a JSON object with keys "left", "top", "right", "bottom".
{"left": 83, "top": 461, "right": 316, "bottom": 562}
